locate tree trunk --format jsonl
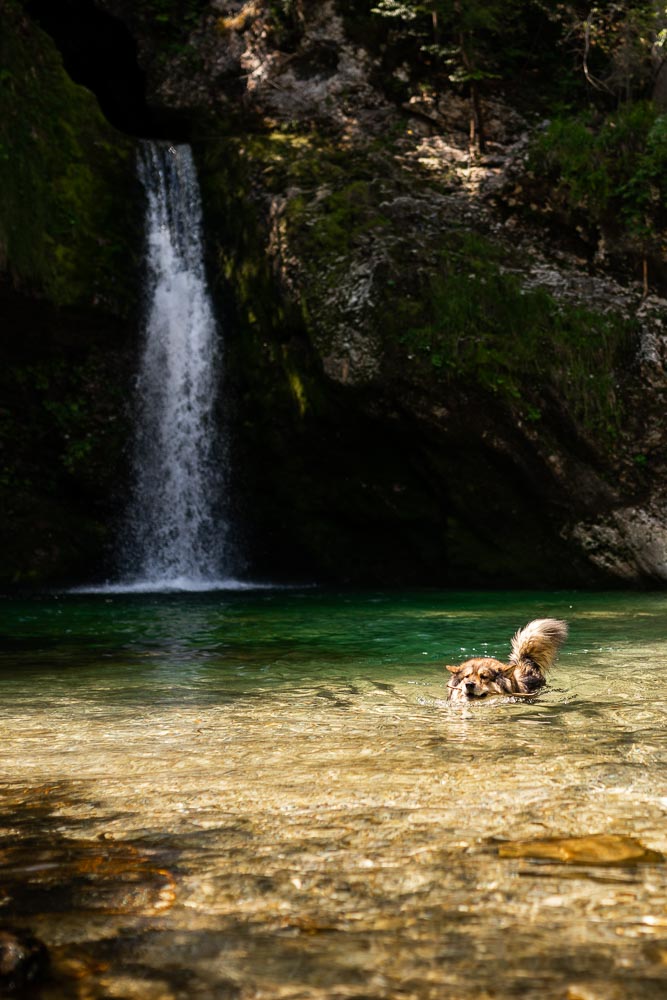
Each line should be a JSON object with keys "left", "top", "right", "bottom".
{"left": 469, "top": 79, "right": 486, "bottom": 154}
{"left": 652, "top": 1, "right": 667, "bottom": 108}
{"left": 459, "top": 30, "right": 485, "bottom": 155}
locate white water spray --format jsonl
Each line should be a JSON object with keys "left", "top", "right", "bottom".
{"left": 118, "top": 141, "right": 237, "bottom": 591}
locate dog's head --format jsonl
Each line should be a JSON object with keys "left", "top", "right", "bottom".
{"left": 446, "top": 658, "right": 515, "bottom": 702}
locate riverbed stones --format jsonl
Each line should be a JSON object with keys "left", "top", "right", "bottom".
{"left": 0, "top": 927, "right": 49, "bottom": 993}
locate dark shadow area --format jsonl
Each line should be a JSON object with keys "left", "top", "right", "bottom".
{"left": 26, "top": 0, "right": 190, "bottom": 139}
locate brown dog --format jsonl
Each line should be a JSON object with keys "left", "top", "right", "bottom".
{"left": 446, "top": 618, "right": 568, "bottom": 702}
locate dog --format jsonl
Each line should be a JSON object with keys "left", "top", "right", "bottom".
{"left": 446, "top": 618, "right": 568, "bottom": 702}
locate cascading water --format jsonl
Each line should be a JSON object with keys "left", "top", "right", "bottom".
{"left": 119, "top": 141, "right": 237, "bottom": 591}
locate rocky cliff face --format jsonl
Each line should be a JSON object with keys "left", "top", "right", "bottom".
{"left": 0, "top": 0, "right": 141, "bottom": 584}
{"left": 4, "top": 0, "right": 667, "bottom": 586}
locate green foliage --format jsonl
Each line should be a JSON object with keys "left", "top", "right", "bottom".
{"left": 371, "top": 0, "right": 536, "bottom": 149}
{"left": 137, "top": 0, "right": 205, "bottom": 32}
{"left": 9, "top": 353, "right": 129, "bottom": 488}
{"left": 530, "top": 101, "right": 667, "bottom": 243}
{"left": 618, "top": 113, "right": 667, "bottom": 230}
{"left": 264, "top": 0, "right": 304, "bottom": 47}
{"left": 371, "top": 0, "right": 421, "bottom": 22}
{"left": 388, "top": 230, "right": 633, "bottom": 439}
{"left": 540, "top": 1, "right": 664, "bottom": 103}
{"left": 368, "top": 2, "right": 667, "bottom": 114}
{"left": 371, "top": 0, "right": 531, "bottom": 84}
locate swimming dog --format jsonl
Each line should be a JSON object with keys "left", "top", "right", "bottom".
{"left": 446, "top": 618, "right": 568, "bottom": 702}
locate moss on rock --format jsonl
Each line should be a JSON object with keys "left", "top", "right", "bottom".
{"left": 191, "top": 106, "right": 646, "bottom": 585}
{"left": 0, "top": 0, "right": 140, "bottom": 312}
{"left": 0, "top": 3, "right": 142, "bottom": 585}
{"left": 381, "top": 229, "right": 635, "bottom": 443}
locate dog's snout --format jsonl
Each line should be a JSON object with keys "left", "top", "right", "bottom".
{"left": 465, "top": 682, "right": 477, "bottom": 694}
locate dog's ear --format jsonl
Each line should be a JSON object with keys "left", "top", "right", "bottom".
{"left": 445, "top": 665, "right": 459, "bottom": 674}
{"left": 498, "top": 662, "right": 516, "bottom": 676}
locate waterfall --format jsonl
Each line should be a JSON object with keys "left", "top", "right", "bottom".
{"left": 119, "top": 141, "right": 237, "bottom": 591}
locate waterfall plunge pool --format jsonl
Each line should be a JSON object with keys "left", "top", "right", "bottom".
{"left": 2, "top": 588, "right": 667, "bottom": 998}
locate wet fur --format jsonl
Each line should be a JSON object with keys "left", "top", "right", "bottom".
{"left": 446, "top": 618, "right": 568, "bottom": 703}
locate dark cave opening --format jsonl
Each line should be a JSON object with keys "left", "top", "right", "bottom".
{"left": 26, "top": 0, "right": 191, "bottom": 140}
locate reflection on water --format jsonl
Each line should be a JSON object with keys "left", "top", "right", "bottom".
{"left": 2, "top": 589, "right": 667, "bottom": 997}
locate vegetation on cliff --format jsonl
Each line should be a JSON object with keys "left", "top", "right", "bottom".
{"left": 188, "top": 0, "right": 667, "bottom": 583}
{"left": 3, "top": 0, "right": 667, "bottom": 585}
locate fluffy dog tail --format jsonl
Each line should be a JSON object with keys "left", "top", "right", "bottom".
{"left": 509, "top": 618, "right": 568, "bottom": 673}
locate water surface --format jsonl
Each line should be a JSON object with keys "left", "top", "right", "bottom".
{"left": 2, "top": 589, "right": 667, "bottom": 998}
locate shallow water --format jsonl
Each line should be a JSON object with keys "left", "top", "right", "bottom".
{"left": 2, "top": 589, "right": 667, "bottom": 998}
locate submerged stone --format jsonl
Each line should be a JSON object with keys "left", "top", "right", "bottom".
{"left": 498, "top": 833, "right": 664, "bottom": 866}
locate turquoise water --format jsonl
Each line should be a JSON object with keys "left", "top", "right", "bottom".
{"left": 2, "top": 589, "right": 667, "bottom": 998}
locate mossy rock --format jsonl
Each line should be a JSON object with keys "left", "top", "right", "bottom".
{"left": 191, "top": 114, "right": 644, "bottom": 585}
{"left": 0, "top": 0, "right": 141, "bottom": 313}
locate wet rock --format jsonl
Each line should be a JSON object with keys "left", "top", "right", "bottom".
{"left": 567, "top": 504, "right": 667, "bottom": 583}
{"left": 1, "top": 840, "right": 177, "bottom": 918}
{"left": 498, "top": 833, "right": 664, "bottom": 867}
{"left": 0, "top": 927, "right": 49, "bottom": 993}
